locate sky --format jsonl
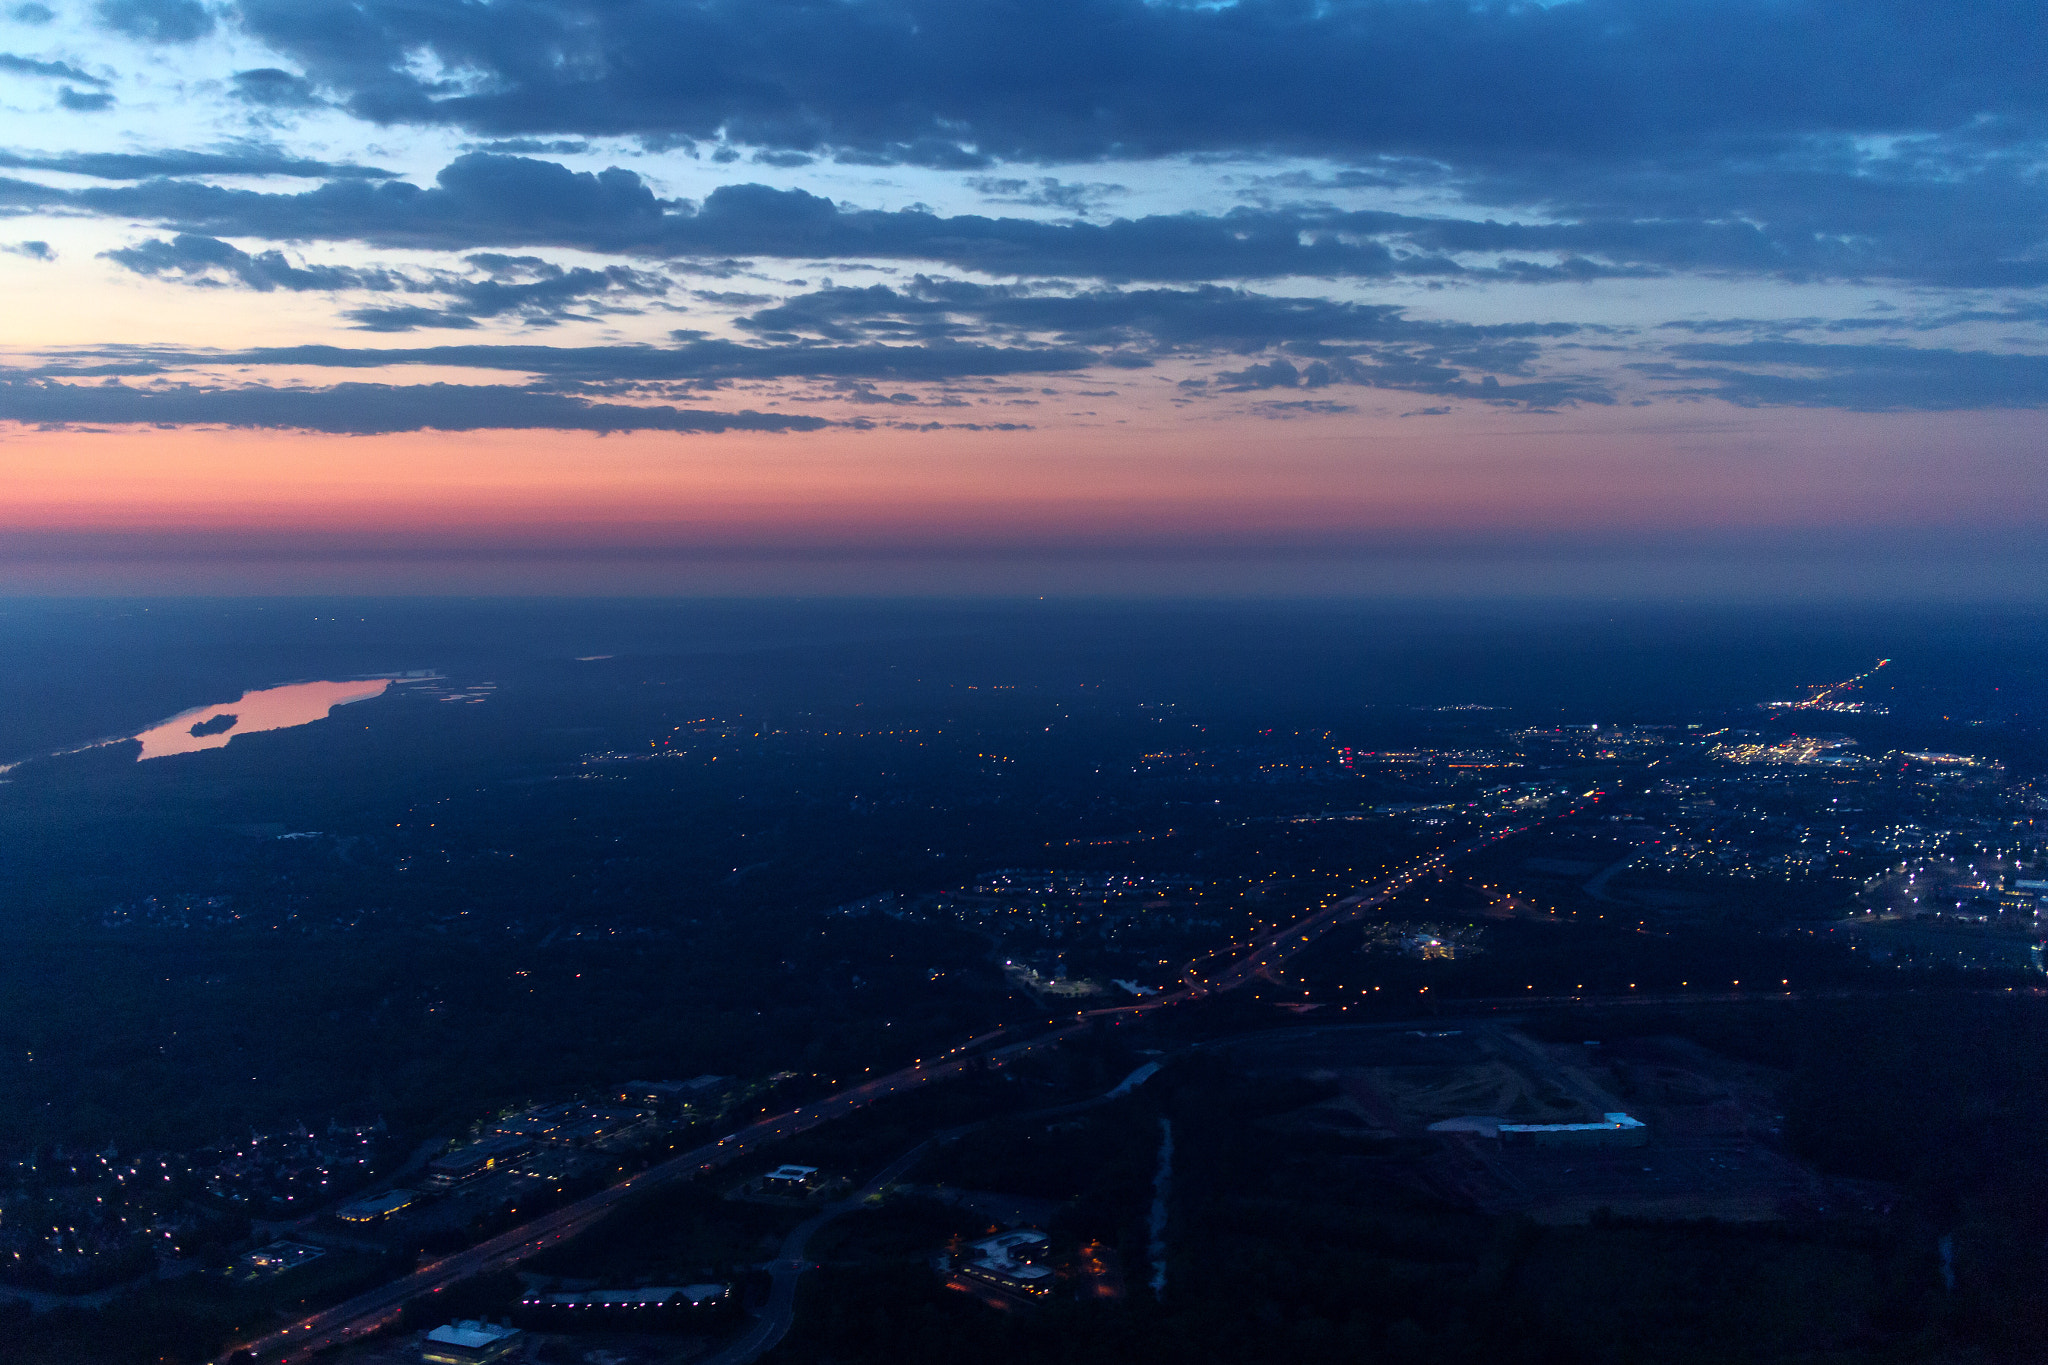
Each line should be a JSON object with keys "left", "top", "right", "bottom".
{"left": 1, "top": 0, "right": 2045, "bottom": 597}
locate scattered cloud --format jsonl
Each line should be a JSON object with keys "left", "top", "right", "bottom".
{"left": 0, "top": 146, "right": 394, "bottom": 180}
{"left": 0, "top": 155, "right": 1647, "bottom": 283}
{"left": 0, "top": 376, "right": 829, "bottom": 434}
{"left": 95, "top": 0, "right": 213, "bottom": 43}
{"left": 36, "top": 271, "right": 1613, "bottom": 409}
{"left": 57, "top": 86, "right": 114, "bottom": 112}
{"left": 462, "top": 138, "right": 592, "bottom": 156}
{"left": 229, "top": 68, "right": 322, "bottom": 109}
{"left": 343, "top": 306, "right": 480, "bottom": 332}
{"left": 965, "top": 176, "right": 1127, "bottom": 215}
{"left": 731, "top": 278, "right": 1601, "bottom": 406}
{"left": 227, "top": 1, "right": 2045, "bottom": 169}
{"left": 9, "top": 0, "right": 2048, "bottom": 435}
{"left": 1640, "top": 341, "right": 2048, "bottom": 411}
{"left": 0, "top": 53, "right": 107, "bottom": 86}
{"left": 9, "top": 149, "right": 2034, "bottom": 288}
{"left": 184, "top": 0, "right": 2048, "bottom": 294}
{"left": 100, "top": 233, "right": 677, "bottom": 329}
{"left": 23, "top": 337, "right": 1101, "bottom": 385}
{"left": 102, "top": 232, "right": 395, "bottom": 291}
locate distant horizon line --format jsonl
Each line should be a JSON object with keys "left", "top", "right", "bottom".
{"left": 6, "top": 591, "right": 2048, "bottom": 609}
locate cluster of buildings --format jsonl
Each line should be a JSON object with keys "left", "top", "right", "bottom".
{"left": 1132, "top": 739, "right": 1353, "bottom": 786}
{"left": 1002, "top": 961, "right": 1106, "bottom": 999}
{"left": 1362, "top": 921, "right": 1485, "bottom": 961}
{"left": 971, "top": 869, "right": 1201, "bottom": 897}
{"left": 831, "top": 877, "right": 1223, "bottom": 952}
{"left": 1141, "top": 736, "right": 1560, "bottom": 789}
{"left": 336, "top": 1188, "right": 418, "bottom": 1223}
{"left": 1709, "top": 734, "right": 1869, "bottom": 768}
{"left": 732, "top": 1163, "right": 843, "bottom": 1203}
{"left": 478, "top": 1101, "right": 647, "bottom": 1155}
{"left": 1342, "top": 748, "right": 1523, "bottom": 778}
{"left": 98, "top": 892, "right": 237, "bottom": 930}
{"left": 336, "top": 1079, "right": 729, "bottom": 1227}
{"left": 1604, "top": 763, "right": 2036, "bottom": 886}
{"left": 1639, "top": 834, "right": 1842, "bottom": 881}
{"left": 422, "top": 1320, "right": 523, "bottom": 1365}
{"left": 1505, "top": 725, "right": 1673, "bottom": 762}
{"left": 408, "top": 1283, "right": 734, "bottom": 1359}
{"left": 918, "top": 869, "right": 1210, "bottom": 946}
{"left": 1, "top": 1069, "right": 746, "bottom": 1296}
{"left": 1707, "top": 738, "right": 2009, "bottom": 783}
{"left": 234, "top": 1239, "right": 325, "bottom": 1279}
{"left": 4, "top": 1075, "right": 742, "bottom": 1296}
{"left": 194, "top": 1119, "right": 396, "bottom": 1213}
{"left": 949, "top": 1227, "right": 1055, "bottom": 1299}
{"left": 485, "top": 1077, "right": 725, "bottom": 1156}
{"left": 518, "top": 1282, "right": 730, "bottom": 1315}
{"left": 0, "top": 1146, "right": 224, "bottom": 1288}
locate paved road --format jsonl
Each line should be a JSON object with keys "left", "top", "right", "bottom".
{"left": 221, "top": 824, "right": 1522, "bottom": 1363}
{"left": 701, "top": 1060, "right": 1168, "bottom": 1365}
{"left": 696, "top": 1134, "right": 952, "bottom": 1365}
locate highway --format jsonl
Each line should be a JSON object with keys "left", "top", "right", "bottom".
{"left": 220, "top": 820, "right": 1524, "bottom": 1363}
{"left": 1186, "top": 824, "right": 1528, "bottom": 993}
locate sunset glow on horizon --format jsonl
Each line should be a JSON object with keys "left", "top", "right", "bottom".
{"left": 1, "top": 1, "right": 2043, "bottom": 597}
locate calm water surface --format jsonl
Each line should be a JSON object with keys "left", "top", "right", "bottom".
{"left": 130, "top": 679, "right": 391, "bottom": 760}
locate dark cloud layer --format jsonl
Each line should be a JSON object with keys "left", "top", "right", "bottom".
{"left": 0, "top": 152, "right": 1949, "bottom": 286}
{"left": 96, "top": 0, "right": 214, "bottom": 43}
{"left": 211, "top": 1, "right": 2048, "bottom": 286}
{"left": 730, "top": 278, "right": 1604, "bottom": 406}
{"left": 100, "top": 233, "right": 675, "bottom": 328}
{"left": 733, "top": 278, "right": 1572, "bottom": 354}
{"left": 102, "top": 232, "right": 391, "bottom": 291}
{"left": 13, "top": 2, "right": 2045, "bottom": 426}
{"left": 227, "top": 0, "right": 2045, "bottom": 166}
{"left": 0, "top": 376, "right": 826, "bottom": 433}
{"left": 1643, "top": 341, "right": 2048, "bottom": 412}
{"left": 201, "top": 0, "right": 2048, "bottom": 288}
{"left": 32, "top": 336, "right": 1098, "bottom": 384}
{"left": 230, "top": 67, "right": 321, "bottom": 109}
{"left": 0, "top": 147, "right": 393, "bottom": 180}
{"left": 0, "top": 53, "right": 107, "bottom": 85}
{"left": 25, "top": 280, "right": 1610, "bottom": 410}
{"left": 7, "top": 147, "right": 2034, "bottom": 287}
{"left": 966, "top": 176, "right": 1126, "bottom": 215}
{"left": 56, "top": 87, "right": 114, "bottom": 112}
{"left": 26, "top": 324, "right": 2034, "bottom": 425}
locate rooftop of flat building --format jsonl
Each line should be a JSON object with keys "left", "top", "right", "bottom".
{"left": 426, "top": 1320, "right": 521, "bottom": 1347}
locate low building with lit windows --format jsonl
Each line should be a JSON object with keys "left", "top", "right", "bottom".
{"left": 421, "top": 1319, "right": 522, "bottom": 1365}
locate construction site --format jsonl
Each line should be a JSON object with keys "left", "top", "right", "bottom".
{"left": 1211, "top": 1021, "right": 1879, "bottom": 1224}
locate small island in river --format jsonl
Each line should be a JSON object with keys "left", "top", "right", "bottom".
{"left": 188, "top": 713, "right": 239, "bottom": 737}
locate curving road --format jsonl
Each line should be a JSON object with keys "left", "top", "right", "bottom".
{"left": 700, "top": 1061, "right": 1174, "bottom": 1365}
{"left": 696, "top": 1126, "right": 978, "bottom": 1365}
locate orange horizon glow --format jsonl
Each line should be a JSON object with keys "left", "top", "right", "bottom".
{"left": 6, "top": 407, "right": 2048, "bottom": 538}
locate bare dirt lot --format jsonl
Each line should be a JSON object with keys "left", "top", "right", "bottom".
{"left": 1213, "top": 1021, "right": 1883, "bottom": 1224}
